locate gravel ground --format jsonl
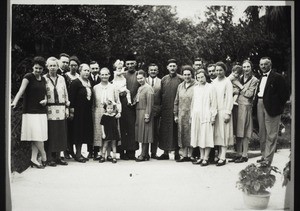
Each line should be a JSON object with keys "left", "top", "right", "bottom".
{"left": 10, "top": 148, "right": 291, "bottom": 211}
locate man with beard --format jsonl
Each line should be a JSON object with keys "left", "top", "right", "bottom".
{"left": 118, "top": 54, "right": 140, "bottom": 160}
{"left": 157, "top": 59, "right": 183, "bottom": 160}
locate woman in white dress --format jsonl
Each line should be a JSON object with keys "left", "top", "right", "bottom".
{"left": 190, "top": 70, "right": 217, "bottom": 166}
{"left": 213, "top": 61, "right": 234, "bottom": 166}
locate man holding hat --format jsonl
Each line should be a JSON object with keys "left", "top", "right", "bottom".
{"left": 118, "top": 53, "right": 140, "bottom": 160}
{"left": 158, "top": 59, "right": 183, "bottom": 160}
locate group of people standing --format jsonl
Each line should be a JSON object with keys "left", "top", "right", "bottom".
{"left": 11, "top": 53, "right": 289, "bottom": 169}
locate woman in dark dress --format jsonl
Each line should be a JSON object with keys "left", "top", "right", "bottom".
{"left": 69, "top": 63, "right": 93, "bottom": 163}
{"left": 11, "top": 56, "right": 48, "bottom": 168}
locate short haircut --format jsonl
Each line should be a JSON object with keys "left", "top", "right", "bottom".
{"left": 194, "top": 57, "right": 202, "bottom": 62}
{"left": 242, "top": 60, "right": 253, "bottom": 69}
{"left": 148, "top": 63, "right": 158, "bottom": 69}
{"left": 103, "top": 100, "right": 116, "bottom": 110}
{"left": 33, "top": 56, "right": 46, "bottom": 68}
{"left": 89, "top": 61, "right": 98, "bottom": 66}
{"left": 215, "top": 61, "right": 227, "bottom": 72}
{"left": 181, "top": 65, "right": 194, "bottom": 78}
{"left": 59, "top": 53, "right": 70, "bottom": 59}
{"left": 207, "top": 63, "right": 216, "bottom": 69}
{"left": 78, "top": 63, "right": 89, "bottom": 72}
{"left": 69, "top": 56, "right": 80, "bottom": 65}
{"left": 100, "top": 67, "right": 110, "bottom": 75}
{"left": 260, "top": 57, "right": 272, "bottom": 65}
{"left": 196, "top": 69, "right": 210, "bottom": 81}
{"left": 137, "top": 69, "right": 147, "bottom": 77}
{"left": 46, "top": 56, "right": 59, "bottom": 67}
{"left": 167, "top": 59, "right": 177, "bottom": 65}
{"left": 231, "top": 65, "right": 243, "bottom": 75}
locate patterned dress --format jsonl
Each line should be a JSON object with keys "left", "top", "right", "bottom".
{"left": 44, "top": 74, "right": 69, "bottom": 152}
{"left": 93, "top": 83, "right": 121, "bottom": 147}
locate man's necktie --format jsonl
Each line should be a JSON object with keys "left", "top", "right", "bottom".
{"left": 152, "top": 78, "right": 154, "bottom": 87}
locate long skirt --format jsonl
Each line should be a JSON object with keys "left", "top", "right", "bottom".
{"left": 46, "top": 120, "right": 67, "bottom": 152}
{"left": 93, "top": 106, "right": 105, "bottom": 147}
{"left": 236, "top": 104, "right": 253, "bottom": 138}
{"left": 135, "top": 109, "right": 153, "bottom": 143}
{"left": 21, "top": 114, "right": 47, "bottom": 142}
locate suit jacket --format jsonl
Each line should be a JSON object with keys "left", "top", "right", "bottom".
{"left": 88, "top": 74, "right": 101, "bottom": 87}
{"left": 146, "top": 77, "right": 162, "bottom": 117}
{"left": 254, "top": 70, "right": 289, "bottom": 117}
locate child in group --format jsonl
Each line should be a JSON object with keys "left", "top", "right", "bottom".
{"left": 228, "top": 65, "right": 244, "bottom": 105}
{"left": 99, "top": 100, "right": 120, "bottom": 163}
{"left": 112, "top": 59, "right": 132, "bottom": 105}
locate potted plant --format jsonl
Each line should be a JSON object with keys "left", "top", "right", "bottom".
{"left": 236, "top": 163, "right": 281, "bottom": 209}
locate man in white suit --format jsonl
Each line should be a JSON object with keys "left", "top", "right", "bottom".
{"left": 146, "top": 63, "right": 161, "bottom": 159}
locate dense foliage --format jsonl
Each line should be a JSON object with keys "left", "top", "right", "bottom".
{"left": 11, "top": 4, "right": 292, "bottom": 172}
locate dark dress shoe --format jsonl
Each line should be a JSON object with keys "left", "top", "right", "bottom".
{"left": 120, "top": 154, "right": 129, "bottom": 160}
{"left": 216, "top": 159, "right": 226, "bottom": 166}
{"left": 228, "top": 156, "right": 241, "bottom": 162}
{"left": 107, "top": 155, "right": 113, "bottom": 162}
{"left": 42, "top": 161, "right": 47, "bottom": 167}
{"left": 192, "top": 159, "right": 203, "bottom": 165}
{"left": 99, "top": 157, "right": 105, "bottom": 163}
{"left": 30, "top": 161, "right": 44, "bottom": 169}
{"left": 257, "top": 157, "right": 265, "bottom": 163}
{"left": 75, "top": 157, "right": 86, "bottom": 163}
{"left": 151, "top": 154, "right": 158, "bottom": 159}
{"left": 87, "top": 152, "right": 93, "bottom": 159}
{"left": 190, "top": 157, "right": 197, "bottom": 162}
{"left": 112, "top": 158, "right": 117, "bottom": 163}
{"left": 174, "top": 154, "right": 181, "bottom": 161}
{"left": 64, "top": 151, "right": 72, "bottom": 159}
{"left": 93, "top": 155, "right": 102, "bottom": 161}
{"left": 47, "top": 160, "right": 57, "bottom": 167}
{"left": 235, "top": 157, "right": 248, "bottom": 163}
{"left": 128, "top": 155, "right": 136, "bottom": 160}
{"left": 201, "top": 160, "right": 209, "bottom": 166}
{"left": 144, "top": 154, "right": 150, "bottom": 161}
{"left": 81, "top": 155, "right": 89, "bottom": 161}
{"left": 176, "top": 157, "right": 191, "bottom": 162}
{"left": 136, "top": 155, "right": 147, "bottom": 162}
{"left": 157, "top": 154, "right": 169, "bottom": 160}
{"left": 56, "top": 159, "right": 68, "bottom": 165}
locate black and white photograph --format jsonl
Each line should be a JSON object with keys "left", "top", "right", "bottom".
{"left": 6, "top": 0, "right": 294, "bottom": 210}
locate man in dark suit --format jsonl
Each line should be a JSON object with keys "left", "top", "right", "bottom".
{"left": 255, "top": 57, "right": 289, "bottom": 166}
{"left": 89, "top": 61, "right": 101, "bottom": 87}
{"left": 87, "top": 61, "right": 101, "bottom": 159}
{"left": 146, "top": 63, "right": 161, "bottom": 159}
{"left": 57, "top": 53, "right": 70, "bottom": 80}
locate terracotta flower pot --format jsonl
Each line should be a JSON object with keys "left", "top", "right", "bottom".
{"left": 243, "top": 191, "right": 271, "bottom": 210}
